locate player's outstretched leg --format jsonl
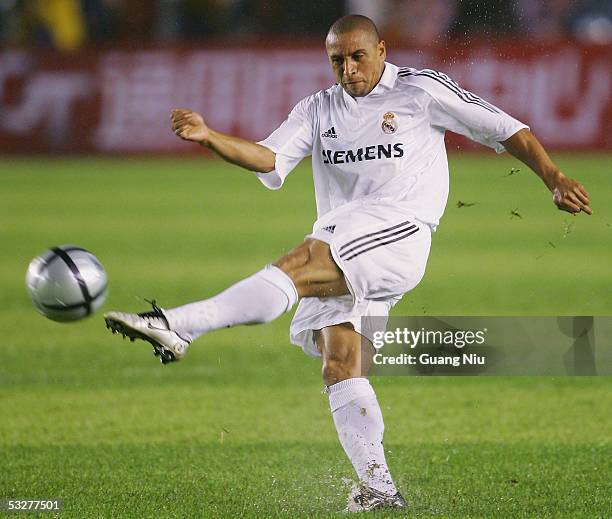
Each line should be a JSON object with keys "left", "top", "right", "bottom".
{"left": 316, "top": 324, "right": 406, "bottom": 512}
{"left": 104, "top": 263, "right": 298, "bottom": 363}
{"left": 104, "top": 239, "right": 344, "bottom": 363}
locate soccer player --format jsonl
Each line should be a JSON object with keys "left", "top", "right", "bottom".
{"left": 104, "top": 15, "right": 591, "bottom": 512}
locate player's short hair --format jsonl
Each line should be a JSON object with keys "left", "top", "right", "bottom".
{"left": 327, "top": 15, "right": 381, "bottom": 44}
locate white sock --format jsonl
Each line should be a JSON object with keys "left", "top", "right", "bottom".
{"left": 164, "top": 264, "right": 298, "bottom": 341}
{"left": 327, "top": 377, "right": 398, "bottom": 495}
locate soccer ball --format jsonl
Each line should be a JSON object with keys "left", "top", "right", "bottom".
{"left": 25, "top": 245, "right": 108, "bottom": 322}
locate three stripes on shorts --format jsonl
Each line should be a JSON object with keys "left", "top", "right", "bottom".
{"left": 339, "top": 220, "right": 419, "bottom": 261}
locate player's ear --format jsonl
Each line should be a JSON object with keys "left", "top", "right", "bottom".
{"left": 378, "top": 40, "right": 386, "bottom": 60}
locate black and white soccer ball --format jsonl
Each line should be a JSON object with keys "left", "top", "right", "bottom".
{"left": 25, "top": 245, "right": 108, "bottom": 322}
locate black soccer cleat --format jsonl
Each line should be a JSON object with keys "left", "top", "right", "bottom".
{"left": 104, "top": 300, "right": 190, "bottom": 364}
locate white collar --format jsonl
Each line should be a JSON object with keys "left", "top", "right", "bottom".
{"left": 371, "top": 62, "right": 398, "bottom": 94}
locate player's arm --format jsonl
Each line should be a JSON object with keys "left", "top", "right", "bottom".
{"left": 417, "top": 71, "right": 591, "bottom": 215}
{"left": 501, "top": 128, "right": 592, "bottom": 215}
{"left": 171, "top": 108, "right": 275, "bottom": 172}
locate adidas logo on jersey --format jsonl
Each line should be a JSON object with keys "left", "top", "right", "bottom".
{"left": 322, "top": 225, "right": 336, "bottom": 234}
{"left": 321, "top": 126, "right": 338, "bottom": 138}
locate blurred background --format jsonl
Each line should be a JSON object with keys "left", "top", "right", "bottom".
{"left": 1, "top": 0, "right": 612, "bottom": 49}
{"left": 0, "top": 0, "right": 610, "bottom": 154}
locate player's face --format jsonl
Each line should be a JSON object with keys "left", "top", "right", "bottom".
{"left": 326, "top": 30, "right": 386, "bottom": 97}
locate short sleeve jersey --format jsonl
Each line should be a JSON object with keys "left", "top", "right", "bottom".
{"left": 256, "top": 62, "right": 528, "bottom": 228}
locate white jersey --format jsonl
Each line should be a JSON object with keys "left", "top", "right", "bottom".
{"left": 256, "top": 62, "right": 528, "bottom": 228}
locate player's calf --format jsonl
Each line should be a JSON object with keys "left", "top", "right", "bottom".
{"left": 316, "top": 324, "right": 373, "bottom": 385}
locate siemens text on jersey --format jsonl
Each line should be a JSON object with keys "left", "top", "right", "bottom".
{"left": 322, "top": 143, "right": 404, "bottom": 165}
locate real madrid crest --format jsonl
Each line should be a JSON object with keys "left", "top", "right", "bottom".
{"left": 381, "top": 112, "right": 398, "bottom": 134}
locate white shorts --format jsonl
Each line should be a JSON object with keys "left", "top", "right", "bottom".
{"left": 289, "top": 199, "right": 432, "bottom": 357}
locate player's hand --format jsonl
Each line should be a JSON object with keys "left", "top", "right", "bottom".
{"left": 549, "top": 171, "right": 592, "bottom": 215}
{"left": 171, "top": 108, "right": 210, "bottom": 144}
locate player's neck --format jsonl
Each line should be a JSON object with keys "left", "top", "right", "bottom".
{"left": 358, "top": 64, "right": 386, "bottom": 99}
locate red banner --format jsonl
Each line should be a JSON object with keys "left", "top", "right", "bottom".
{"left": 1, "top": 42, "right": 610, "bottom": 153}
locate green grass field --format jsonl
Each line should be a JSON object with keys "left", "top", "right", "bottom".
{"left": 1, "top": 153, "right": 610, "bottom": 518}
